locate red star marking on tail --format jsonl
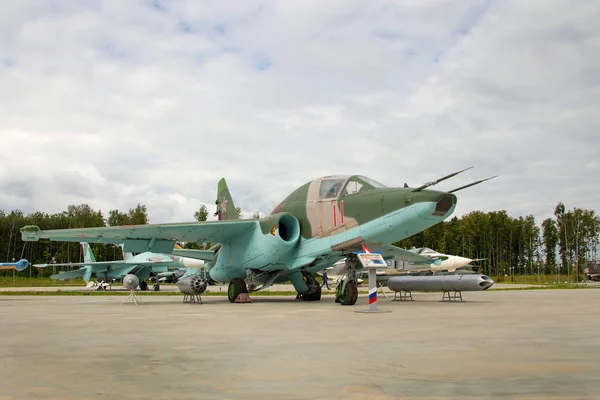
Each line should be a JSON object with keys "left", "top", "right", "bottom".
{"left": 220, "top": 198, "right": 228, "bottom": 211}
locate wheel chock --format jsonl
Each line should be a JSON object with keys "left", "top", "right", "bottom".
{"left": 234, "top": 293, "right": 252, "bottom": 303}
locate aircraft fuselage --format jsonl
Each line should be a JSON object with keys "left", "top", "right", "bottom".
{"left": 209, "top": 176, "right": 456, "bottom": 285}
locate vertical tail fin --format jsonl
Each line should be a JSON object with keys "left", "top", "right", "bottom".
{"left": 81, "top": 242, "right": 96, "bottom": 263}
{"left": 215, "top": 178, "right": 239, "bottom": 221}
{"left": 80, "top": 244, "right": 95, "bottom": 283}
{"left": 119, "top": 244, "right": 133, "bottom": 262}
{"left": 82, "top": 266, "right": 93, "bottom": 283}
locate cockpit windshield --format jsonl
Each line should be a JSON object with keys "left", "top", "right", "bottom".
{"left": 415, "top": 248, "right": 436, "bottom": 255}
{"left": 339, "top": 175, "right": 388, "bottom": 197}
{"left": 355, "top": 176, "right": 387, "bottom": 189}
{"left": 342, "top": 179, "right": 363, "bottom": 196}
{"left": 320, "top": 175, "right": 387, "bottom": 199}
{"left": 319, "top": 178, "right": 346, "bottom": 199}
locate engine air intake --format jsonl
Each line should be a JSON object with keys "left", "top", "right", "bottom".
{"left": 433, "top": 195, "right": 454, "bottom": 216}
{"left": 278, "top": 214, "right": 300, "bottom": 242}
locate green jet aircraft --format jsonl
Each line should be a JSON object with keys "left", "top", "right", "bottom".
{"left": 21, "top": 168, "right": 494, "bottom": 305}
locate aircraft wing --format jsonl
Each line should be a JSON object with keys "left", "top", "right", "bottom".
{"left": 368, "top": 244, "right": 439, "bottom": 265}
{"left": 21, "top": 220, "right": 257, "bottom": 254}
{"left": 171, "top": 249, "right": 215, "bottom": 261}
{"left": 34, "top": 261, "right": 176, "bottom": 268}
{"left": 50, "top": 268, "right": 87, "bottom": 280}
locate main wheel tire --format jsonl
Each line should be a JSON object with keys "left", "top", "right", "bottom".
{"left": 228, "top": 278, "right": 248, "bottom": 303}
{"left": 338, "top": 282, "right": 358, "bottom": 306}
{"left": 302, "top": 285, "right": 322, "bottom": 301}
{"left": 154, "top": 283, "right": 160, "bottom": 291}
{"left": 139, "top": 281, "right": 148, "bottom": 291}
{"left": 349, "top": 283, "right": 359, "bottom": 305}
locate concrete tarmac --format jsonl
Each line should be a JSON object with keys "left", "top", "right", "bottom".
{"left": 0, "top": 281, "right": 565, "bottom": 292}
{"left": 1, "top": 289, "right": 599, "bottom": 399}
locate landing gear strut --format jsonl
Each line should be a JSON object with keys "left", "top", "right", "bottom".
{"left": 228, "top": 278, "right": 251, "bottom": 303}
{"left": 335, "top": 254, "right": 360, "bottom": 305}
{"left": 300, "top": 271, "right": 321, "bottom": 301}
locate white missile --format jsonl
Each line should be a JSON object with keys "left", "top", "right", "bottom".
{"left": 387, "top": 274, "right": 494, "bottom": 292}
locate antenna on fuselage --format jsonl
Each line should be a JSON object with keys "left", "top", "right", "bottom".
{"left": 411, "top": 166, "right": 474, "bottom": 192}
{"left": 448, "top": 175, "right": 498, "bottom": 194}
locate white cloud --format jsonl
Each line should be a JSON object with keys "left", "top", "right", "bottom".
{"left": 0, "top": 0, "right": 599, "bottom": 225}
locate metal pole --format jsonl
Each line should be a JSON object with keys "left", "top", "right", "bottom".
{"left": 355, "top": 267, "right": 391, "bottom": 314}
{"left": 368, "top": 268, "right": 377, "bottom": 311}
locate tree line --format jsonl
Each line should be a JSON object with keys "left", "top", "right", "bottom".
{"left": 396, "top": 202, "right": 599, "bottom": 278}
{"left": 1, "top": 201, "right": 598, "bottom": 278}
{"left": 0, "top": 204, "right": 149, "bottom": 277}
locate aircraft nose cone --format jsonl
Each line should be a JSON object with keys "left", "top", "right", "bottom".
{"left": 457, "top": 257, "right": 472, "bottom": 268}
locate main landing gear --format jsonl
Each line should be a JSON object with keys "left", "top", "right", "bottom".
{"left": 228, "top": 278, "right": 252, "bottom": 303}
{"left": 335, "top": 254, "right": 360, "bottom": 306}
{"left": 299, "top": 271, "right": 321, "bottom": 301}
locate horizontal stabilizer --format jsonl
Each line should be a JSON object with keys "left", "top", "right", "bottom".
{"left": 448, "top": 175, "right": 498, "bottom": 194}
{"left": 172, "top": 249, "right": 215, "bottom": 261}
{"left": 412, "top": 167, "right": 473, "bottom": 192}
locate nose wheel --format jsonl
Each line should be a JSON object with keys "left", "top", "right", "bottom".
{"left": 335, "top": 280, "right": 358, "bottom": 305}
{"left": 335, "top": 254, "right": 361, "bottom": 305}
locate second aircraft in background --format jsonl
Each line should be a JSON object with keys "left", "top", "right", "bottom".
{"left": 35, "top": 243, "right": 205, "bottom": 291}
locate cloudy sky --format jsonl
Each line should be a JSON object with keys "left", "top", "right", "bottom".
{"left": 1, "top": 0, "right": 598, "bottom": 224}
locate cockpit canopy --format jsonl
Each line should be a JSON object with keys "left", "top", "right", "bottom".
{"left": 318, "top": 175, "right": 387, "bottom": 199}
{"left": 413, "top": 248, "right": 437, "bottom": 256}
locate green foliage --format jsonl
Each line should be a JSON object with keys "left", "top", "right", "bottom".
{"left": 194, "top": 205, "right": 209, "bottom": 222}
{"left": 0, "top": 203, "right": 146, "bottom": 278}
{"left": 395, "top": 205, "right": 599, "bottom": 278}
{"left": 542, "top": 218, "right": 559, "bottom": 273}
{"left": 108, "top": 204, "right": 148, "bottom": 226}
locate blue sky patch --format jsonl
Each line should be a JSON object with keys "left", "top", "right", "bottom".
{"left": 151, "top": 0, "right": 166, "bottom": 12}
{"left": 253, "top": 54, "right": 272, "bottom": 72}
{"left": 0, "top": 56, "right": 14, "bottom": 67}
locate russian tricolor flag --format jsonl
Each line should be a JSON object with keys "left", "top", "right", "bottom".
{"left": 368, "top": 287, "right": 377, "bottom": 304}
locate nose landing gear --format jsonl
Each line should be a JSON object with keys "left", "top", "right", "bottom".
{"left": 335, "top": 254, "right": 360, "bottom": 305}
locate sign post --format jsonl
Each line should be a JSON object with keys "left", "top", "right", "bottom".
{"left": 354, "top": 252, "right": 391, "bottom": 314}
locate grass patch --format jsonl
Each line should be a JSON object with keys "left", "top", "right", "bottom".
{"left": 489, "top": 283, "right": 594, "bottom": 291}
{"left": 0, "top": 276, "right": 85, "bottom": 287}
